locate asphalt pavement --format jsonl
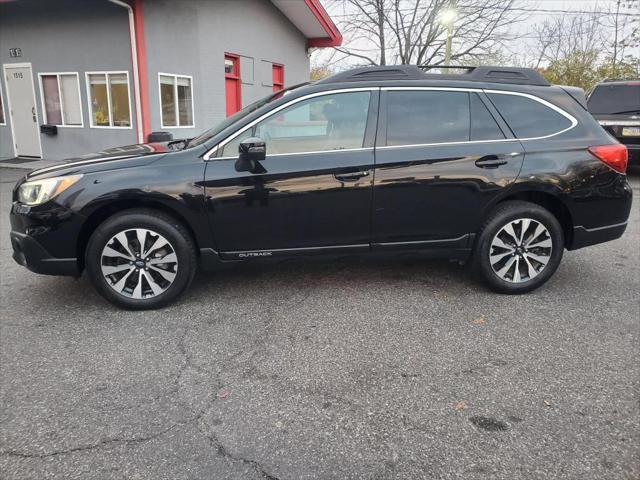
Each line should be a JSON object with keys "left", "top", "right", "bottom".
{"left": 1, "top": 166, "right": 638, "bottom": 479}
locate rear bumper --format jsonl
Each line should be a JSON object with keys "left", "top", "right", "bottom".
{"left": 570, "top": 221, "right": 628, "bottom": 250}
{"left": 10, "top": 231, "right": 79, "bottom": 276}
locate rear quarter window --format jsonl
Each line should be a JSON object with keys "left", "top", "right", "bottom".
{"left": 487, "top": 92, "right": 574, "bottom": 138}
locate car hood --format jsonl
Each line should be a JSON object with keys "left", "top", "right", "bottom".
{"left": 26, "top": 141, "right": 182, "bottom": 180}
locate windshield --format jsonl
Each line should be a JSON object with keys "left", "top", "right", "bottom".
{"left": 587, "top": 83, "right": 640, "bottom": 115}
{"left": 187, "top": 83, "right": 309, "bottom": 148}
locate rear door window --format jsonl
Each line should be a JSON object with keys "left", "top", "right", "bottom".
{"left": 487, "top": 92, "right": 573, "bottom": 138}
{"left": 385, "top": 90, "right": 469, "bottom": 146}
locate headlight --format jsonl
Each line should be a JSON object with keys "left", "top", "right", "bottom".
{"left": 18, "top": 174, "right": 83, "bottom": 206}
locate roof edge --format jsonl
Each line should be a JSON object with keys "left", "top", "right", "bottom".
{"left": 304, "top": 0, "right": 342, "bottom": 48}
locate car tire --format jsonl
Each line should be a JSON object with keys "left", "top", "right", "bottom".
{"left": 85, "top": 209, "right": 197, "bottom": 310}
{"left": 474, "top": 201, "right": 564, "bottom": 294}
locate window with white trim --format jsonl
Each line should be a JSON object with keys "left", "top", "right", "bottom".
{"left": 386, "top": 90, "right": 470, "bottom": 145}
{"left": 39, "top": 73, "right": 82, "bottom": 126}
{"left": 86, "top": 72, "right": 132, "bottom": 128}
{"left": 0, "top": 82, "right": 5, "bottom": 125}
{"left": 221, "top": 91, "right": 371, "bottom": 157}
{"left": 487, "top": 92, "right": 573, "bottom": 138}
{"left": 159, "top": 73, "right": 194, "bottom": 128}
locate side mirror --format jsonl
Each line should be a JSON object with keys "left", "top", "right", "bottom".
{"left": 235, "top": 137, "right": 266, "bottom": 173}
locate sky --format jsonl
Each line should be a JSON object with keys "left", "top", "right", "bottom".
{"left": 315, "top": 0, "right": 639, "bottom": 69}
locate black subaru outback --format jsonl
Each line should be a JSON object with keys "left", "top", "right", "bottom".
{"left": 10, "top": 65, "right": 632, "bottom": 309}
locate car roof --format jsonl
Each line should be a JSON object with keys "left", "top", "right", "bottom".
{"left": 593, "top": 79, "right": 640, "bottom": 87}
{"left": 316, "top": 65, "right": 550, "bottom": 87}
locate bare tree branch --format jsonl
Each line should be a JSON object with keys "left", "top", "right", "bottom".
{"left": 326, "top": 0, "right": 524, "bottom": 67}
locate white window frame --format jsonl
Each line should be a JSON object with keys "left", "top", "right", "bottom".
{"left": 158, "top": 72, "right": 195, "bottom": 129}
{"left": 205, "top": 87, "right": 376, "bottom": 160}
{"left": 203, "top": 87, "right": 578, "bottom": 161}
{"left": 37, "top": 72, "right": 83, "bottom": 128}
{"left": 85, "top": 70, "right": 133, "bottom": 129}
{"left": 0, "top": 79, "right": 6, "bottom": 126}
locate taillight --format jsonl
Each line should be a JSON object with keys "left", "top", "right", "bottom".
{"left": 588, "top": 144, "right": 628, "bottom": 174}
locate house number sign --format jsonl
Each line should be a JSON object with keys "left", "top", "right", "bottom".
{"left": 9, "top": 48, "right": 22, "bottom": 58}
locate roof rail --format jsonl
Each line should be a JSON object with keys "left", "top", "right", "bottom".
{"left": 317, "top": 64, "right": 550, "bottom": 86}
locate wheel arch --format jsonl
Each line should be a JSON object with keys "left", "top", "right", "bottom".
{"left": 76, "top": 199, "right": 200, "bottom": 272}
{"left": 483, "top": 187, "right": 574, "bottom": 248}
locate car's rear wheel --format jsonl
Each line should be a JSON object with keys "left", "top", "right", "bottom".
{"left": 86, "top": 209, "right": 196, "bottom": 309}
{"left": 474, "top": 201, "right": 564, "bottom": 294}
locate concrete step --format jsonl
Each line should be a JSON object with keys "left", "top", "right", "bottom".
{"left": 0, "top": 157, "right": 58, "bottom": 171}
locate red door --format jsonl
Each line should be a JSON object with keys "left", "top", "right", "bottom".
{"left": 272, "top": 64, "right": 284, "bottom": 92}
{"left": 225, "top": 53, "right": 241, "bottom": 116}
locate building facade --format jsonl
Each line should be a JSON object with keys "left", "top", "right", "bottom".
{"left": 0, "top": 0, "right": 341, "bottom": 160}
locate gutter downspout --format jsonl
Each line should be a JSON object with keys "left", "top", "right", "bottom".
{"left": 108, "top": 0, "right": 144, "bottom": 144}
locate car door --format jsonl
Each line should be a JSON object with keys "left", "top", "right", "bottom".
{"left": 372, "top": 87, "right": 524, "bottom": 250}
{"left": 204, "top": 88, "right": 378, "bottom": 258}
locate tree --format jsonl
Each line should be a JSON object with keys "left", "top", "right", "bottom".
{"left": 532, "top": 13, "right": 603, "bottom": 68}
{"left": 542, "top": 51, "right": 600, "bottom": 91}
{"left": 542, "top": 55, "right": 638, "bottom": 91}
{"left": 530, "top": 6, "right": 639, "bottom": 89}
{"left": 327, "top": 0, "right": 523, "bottom": 66}
{"left": 605, "top": 0, "right": 640, "bottom": 67}
{"left": 595, "top": 56, "right": 639, "bottom": 82}
{"left": 310, "top": 65, "right": 334, "bottom": 81}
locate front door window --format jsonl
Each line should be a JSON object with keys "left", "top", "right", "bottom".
{"left": 221, "top": 91, "right": 371, "bottom": 157}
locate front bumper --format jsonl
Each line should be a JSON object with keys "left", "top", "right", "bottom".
{"left": 10, "top": 201, "right": 83, "bottom": 277}
{"left": 10, "top": 231, "right": 79, "bottom": 276}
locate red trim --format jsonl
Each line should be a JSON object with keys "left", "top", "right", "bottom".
{"left": 121, "top": 0, "right": 336, "bottom": 140}
{"left": 304, "top": 0, "right": 342, "bottom": 48}
{"left": 131, "top": 0, "right": 151, "bottom": 142}
{"left": 272, "top": 63, "right": 284, "bottom": 92}
{"left": 224, "top": 53, "right": 242, "bottom": 116}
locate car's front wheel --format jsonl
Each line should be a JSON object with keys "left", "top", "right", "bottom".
{"left": 86, "top": 209, "right": 197, "bottom": 309}
{"left": 475, "top": 201, "right": 564, "bottom": 294}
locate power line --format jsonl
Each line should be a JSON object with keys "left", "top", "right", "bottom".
{"left": 510, "top": 7, "right": 637, "bottom": 15}
{"left": 330, "top": 6, "right": 639, "bottom": 18}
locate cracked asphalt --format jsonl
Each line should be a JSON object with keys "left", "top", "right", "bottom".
{"left": 1, "top": 167, "right": 639, "bottom": 480}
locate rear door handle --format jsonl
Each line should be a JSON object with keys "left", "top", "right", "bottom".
{"left": 475, "top": 155, "right": 508, "bottom": 169}
{"left": 334, "top": 170, "right": 370, "bottom": 182}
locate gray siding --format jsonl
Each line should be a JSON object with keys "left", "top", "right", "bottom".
{"left": 144, "top": 0, "right": 310, "bottom": 140}
{"left": 0, "top": 0, "right": 311, "bottom": 160}
{"left": 0, "top": 0, "right": 138, "bottom": 160}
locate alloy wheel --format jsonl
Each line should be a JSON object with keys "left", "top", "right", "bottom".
{"left": 489, "top": 218, "right": 552, "bottom": 283}
{"left": 100, "top": 228, "right": 178, "bottom": 299}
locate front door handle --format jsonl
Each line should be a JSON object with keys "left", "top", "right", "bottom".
{"left": 475, "top": 155, "right": 508, "bottom": 169}
{"left": 334, "top": 170, "right": 370, "bottom": 182}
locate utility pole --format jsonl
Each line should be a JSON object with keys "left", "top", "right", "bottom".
{"left": 444, "top": 23, "right": 453, "bottom": 66}
{"left": 612, "top": 0, "right": 621, "bottom": 69}
{"left": 442, "top": 1, "right": 457, "bottom": 66}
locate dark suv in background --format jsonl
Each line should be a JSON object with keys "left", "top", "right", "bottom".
{"left": 10, "top": 65, "right": 632, "bottom": 309}
{"left": 587, "top": 79, "right": 640, "bottom": 165}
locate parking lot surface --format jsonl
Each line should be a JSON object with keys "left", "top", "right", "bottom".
{"left": 1, "top": 167, "right": 638, "bottom": 479}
